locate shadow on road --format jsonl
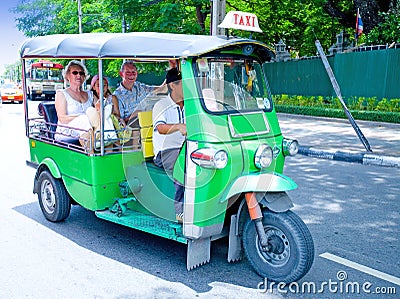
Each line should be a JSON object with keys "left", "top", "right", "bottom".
{"left": 13, "top": 201, "right": 262, "bottom": 293}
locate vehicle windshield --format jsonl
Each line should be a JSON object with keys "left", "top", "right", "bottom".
{"left": 1, "top": 83, "right": 18, "bottom": 89}
{"left": 32, "top": 68, "right": 63, "bottom": 81}
{"left": 194, "top": 57, "right": 273, "bottom": 113}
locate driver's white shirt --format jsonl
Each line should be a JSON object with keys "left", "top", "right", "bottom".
{"left": 152, "top": 94, "right": 185, "bottom": 157}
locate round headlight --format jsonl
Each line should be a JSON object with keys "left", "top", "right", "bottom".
{"left": 191, "top": 148, "right": 228, "bottom": 169}
{"left": 213, "top": 150, "right": 228, "bottom": 169}
{"left": 254, "top": 144, "right": 273, "bottom": 169}
{"left": 283, "top": 138, "right": 299, "bottom": 156}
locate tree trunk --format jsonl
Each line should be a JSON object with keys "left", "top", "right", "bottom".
{"left": 196, "top": 6, "right": 208, "bottom": 31}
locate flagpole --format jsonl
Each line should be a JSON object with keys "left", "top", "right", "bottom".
{"left": 355, "top": 8, "right": 359, "bottom": 46}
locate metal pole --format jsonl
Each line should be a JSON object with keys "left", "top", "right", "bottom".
{"left": 76, "top": 0, "right": 85, "bottom": 81}
{"left": 210, "top": 0, "right": 225, "bottom": 36}
{"left": 77, "top": 0, "right": 83, "bottom": 34}
{"left": 22, "top": 60, "right": 29, "bottom": 137}
{"left": 315, "top": 40, "right": 372, "bottom": 152}
{"left": 98, "top": 60, "right": 105, "bottom": 155}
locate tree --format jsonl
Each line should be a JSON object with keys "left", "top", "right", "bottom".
{"left": 366, "top": 9, "right": 400, "bottom": 44}
{"left": 10, "top": 0, "right": 400, "bottom": 59}
{"left": 11, "top": 0, "right": 64, "bottom": 37}
{"left": 2, "top": 61, "right": 22, "bottom": 83}
{"left": 323, "top": 0, "right": 398, "bottom": 34}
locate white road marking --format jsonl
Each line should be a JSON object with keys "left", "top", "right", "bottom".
{"left": 320, "top": 252, "right": 400, "bottom": 286}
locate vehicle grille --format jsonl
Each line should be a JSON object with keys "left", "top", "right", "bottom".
{"left": 43, "top": 85, "right": 55, "bottom": 91}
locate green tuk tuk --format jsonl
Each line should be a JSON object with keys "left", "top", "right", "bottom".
{"left": 21, "top": 18, "right": 314, "bottom": 282}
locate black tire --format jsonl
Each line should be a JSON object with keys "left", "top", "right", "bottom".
{"left": 37, "top": 170, "right": 71, "bottom": 222}
{"left": 242, "top": 209, "right": 314, "bottom": 283}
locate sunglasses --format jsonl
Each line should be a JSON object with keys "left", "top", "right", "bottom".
{"left": 71, "top": 71, "right": 85, "bottom": 76}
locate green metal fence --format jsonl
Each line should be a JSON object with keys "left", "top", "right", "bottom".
{"left": 264, "top": 48, "right": 400, "bottom": 100}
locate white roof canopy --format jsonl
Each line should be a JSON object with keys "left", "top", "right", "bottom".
{"left": 20, "top": 32, "right": 274, "bottom": 62}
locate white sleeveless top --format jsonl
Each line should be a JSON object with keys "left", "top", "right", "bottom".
{"left": 62, "top": 89, "right": 94, "bottom": 115}
{"left": 55, "top": 90, "right": 94, "bottom": 140}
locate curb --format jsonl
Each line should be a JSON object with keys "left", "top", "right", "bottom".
{"left": 298, "top": 146, "right": 400, "bottom": 168}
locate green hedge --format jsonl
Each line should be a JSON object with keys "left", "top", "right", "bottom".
{"left": 274, "top": 95, "right": 400, "bottom": 123}
{"left": 276, "top": 105, "right": 400, "bottom": 123}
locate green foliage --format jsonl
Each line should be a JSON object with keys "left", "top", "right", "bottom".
{"left": 9, "top": 0, "right": 400, "bottom": 66}
{"left": 276, "top": 104, "right": 400, "bottom": 123}
{"left": 274, "top": 94, "right": 400, "bottom": 123}
{"left": 11, "top": 0, "right": 64, "bottom": 36}
{"left": 366, "top": 11, "right": 400, "bottom": 44}
{"left": 10, "top": 0, "right": 400, "bottom": 57}
{"left": 1, "top": 61, "right": 22, "bottom": 82}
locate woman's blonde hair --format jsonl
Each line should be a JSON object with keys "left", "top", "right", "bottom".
{"left": 62, "top": 60, "right": 90, "bottom": 82}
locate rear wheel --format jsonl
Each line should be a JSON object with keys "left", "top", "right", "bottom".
{"left": 37, "top": 171, "right": 71, "bottom": 222}
{"left": 243, "top": 210, "right": 314, "bottom": 282}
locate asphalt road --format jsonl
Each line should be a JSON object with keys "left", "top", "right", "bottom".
{"left": 0, "top": 102, "right": 398, "bottom": 298}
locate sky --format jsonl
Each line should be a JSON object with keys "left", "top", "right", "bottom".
{"left": 0, "top": 1, "right": 27, "bottom": 75}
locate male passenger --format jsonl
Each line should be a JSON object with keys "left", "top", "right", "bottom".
{"left": 112, "top": 61, "right": 164, "bottom": 127}
{"left": 152, "top": 68, "right": 186, "bottom": 223}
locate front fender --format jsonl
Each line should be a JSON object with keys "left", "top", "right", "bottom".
{"left": 221, "top": 172, "right": 297, "bottom": 203}
{"left": 257, "top": 192, "right": 294, "bottom": 212}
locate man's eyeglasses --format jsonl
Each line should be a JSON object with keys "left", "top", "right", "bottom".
{"left": 71, "top": 71, "right": 85, "bottom": 76}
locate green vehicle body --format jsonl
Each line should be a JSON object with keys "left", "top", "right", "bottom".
{"left": 29, "top": 58, "right": 293, "bottom": 226}
{"left": 22, "top": 29, "right": 313, "bottom": 281}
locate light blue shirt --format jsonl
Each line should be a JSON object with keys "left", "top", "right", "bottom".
{"left": 113, "top": 81, "right": 155, "bottom": 120}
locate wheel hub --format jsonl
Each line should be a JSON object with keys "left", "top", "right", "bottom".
{"left": 268, "top": 235, "right": 285, "bottom": 254}
{"left": 257, "top": 227, "right": 290, "bottom": 266}
{"left": 41, "top": 180, "right": 56, "bottom": 214}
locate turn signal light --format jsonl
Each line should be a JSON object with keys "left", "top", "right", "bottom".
{"left": 282, "top": 138, "right": 299, "bottom": 156}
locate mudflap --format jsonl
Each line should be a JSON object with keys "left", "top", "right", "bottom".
{"left": 187, "top": 237, "right": 211, "bottom": 270}
{"left": 227, "top": 214, "right": 242, "bottom": 262}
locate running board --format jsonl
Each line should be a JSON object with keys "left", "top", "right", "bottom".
{"left": 95, "top": 209, "right": 187, "bottom": 244}
{"left": 96, "top": 209, "right": 217, "bottom": 270}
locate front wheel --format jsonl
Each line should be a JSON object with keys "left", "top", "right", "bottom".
{"left": 243, "top": 210, "right": 314, "bottom": 283}
{"left": 37, "top": 171, "right": 71, "bottom": 222}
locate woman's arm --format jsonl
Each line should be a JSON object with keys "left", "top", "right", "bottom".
{"left": 55, "top": 90, "right": 77, "bottom": 124}
{"left": 111, "top": 95, "right": 126, "bottom": 126}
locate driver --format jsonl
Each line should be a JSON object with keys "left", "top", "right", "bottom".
{"left": 152, "top": 68, "right": 186, "bottom": 223}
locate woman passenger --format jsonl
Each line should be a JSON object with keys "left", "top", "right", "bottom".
{"left": 54, "top": 60, "right": 96, "bottom": 150}
{"left": 90, "top": 74, "right": 113, "bottom": 110}
{"left": 88, "top": 74, "right": 119, "bottom": 148}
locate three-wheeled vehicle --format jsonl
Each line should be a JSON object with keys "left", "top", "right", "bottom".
{"left": 21, "top": 12, "right": 314, "bottom": 282}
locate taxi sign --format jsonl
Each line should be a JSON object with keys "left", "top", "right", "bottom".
{"left": 218, "top": 11, "right": 262, "bottom": 33}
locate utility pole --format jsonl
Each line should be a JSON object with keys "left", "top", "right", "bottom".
{"left": 77, "top": 0, "right": 83, "bottom": 34}
{"left": 75, "top": 0, "right": 85, "bottom": 81}
{"left": 122, "top": 15, "right": 126, "bottom": 33}
{"left": 121, "top": 7, "right": 130, "bottom": 33}
{"left": 210, "top": 0, "right": 225, "bottom": 36}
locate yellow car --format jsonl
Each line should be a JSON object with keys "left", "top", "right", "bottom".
{"left": 0, "top": 83, "right": 24, "bottom": 104}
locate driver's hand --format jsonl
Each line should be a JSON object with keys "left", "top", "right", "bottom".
{"left": 178, "top": 124, "right": 187, "bottom": 136}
